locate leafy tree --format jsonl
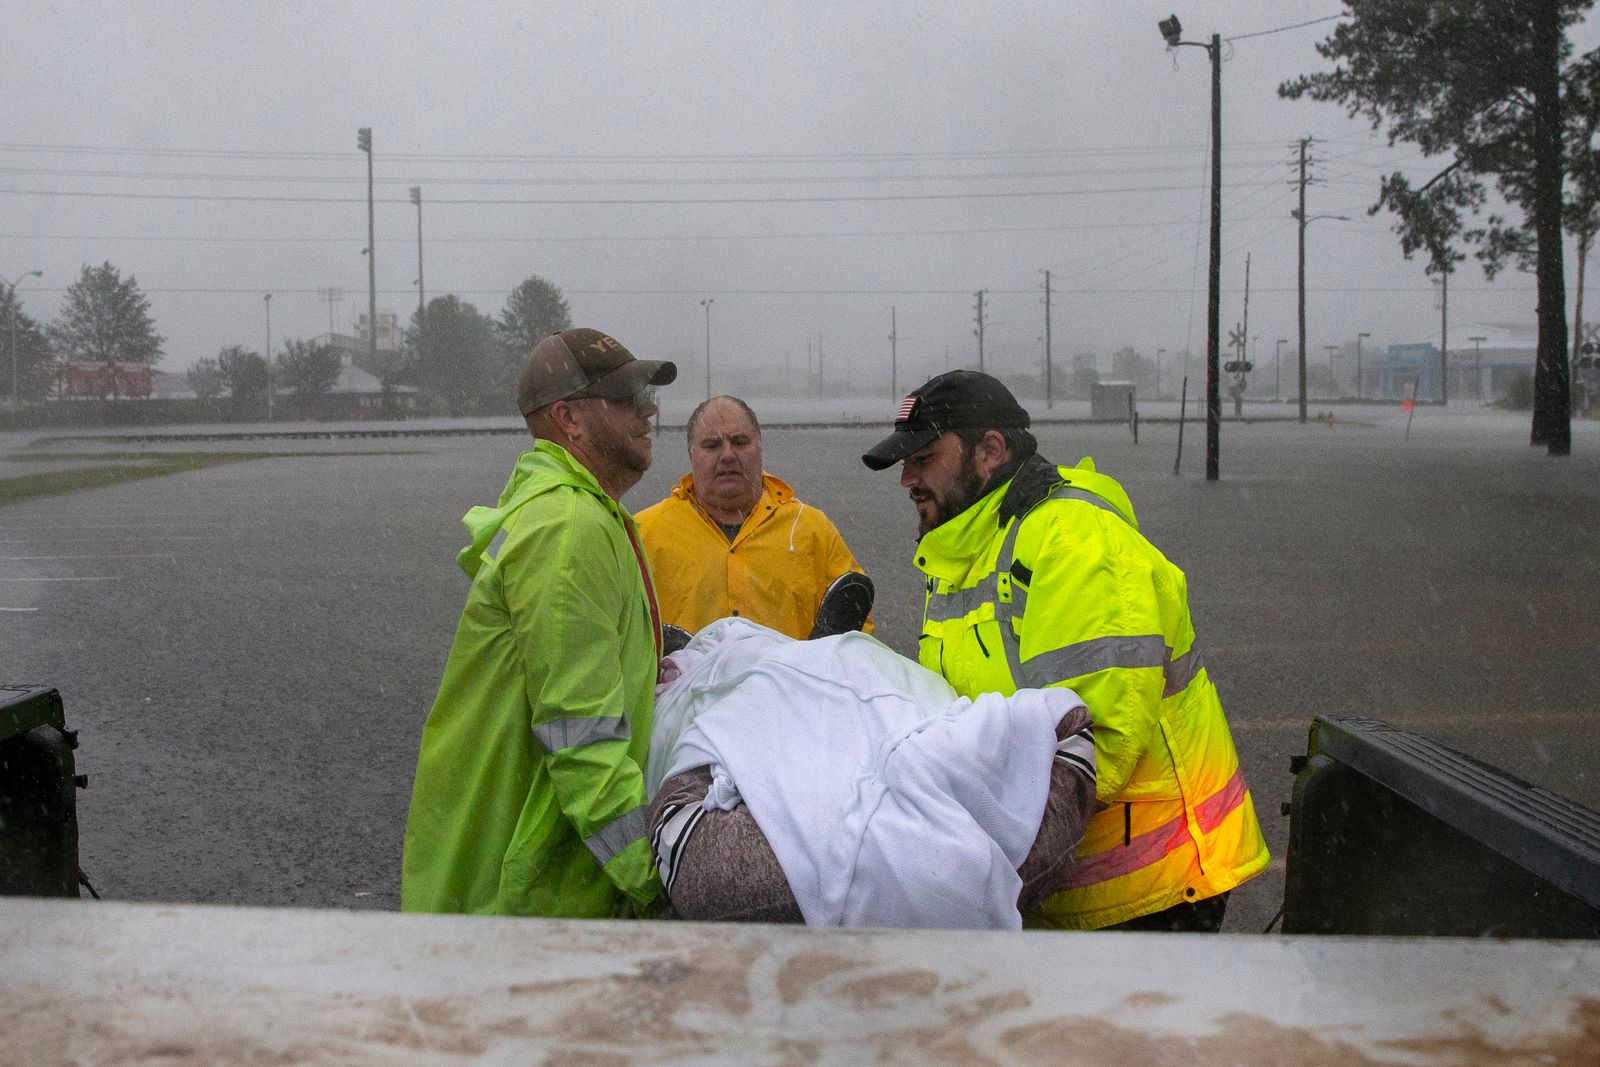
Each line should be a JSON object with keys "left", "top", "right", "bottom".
{"left": 1, "top": 288, "right": 53, "bottom": 402}
{"left": 416, "top": 295, "right": 500, "bottom": 415}
{"left": 1280, "top": 0, "right": 1599, "bottom": 455}
{"left": 496, "top": 275, "right": 572, "bottom": 359}
{"left": 49, "top": 263, "right": 165, "bottom": 393}
{"left": 274, "top": 339, "right": 343, "bottom": 396}
{"left": 186, "top": 358, "right": 225, "bottom": 403}
{"left": 217, "top": 345, "right": 269, "bottom": 402}
{"left": 1111, "top": 346, "right": 1156, "bottom": 395}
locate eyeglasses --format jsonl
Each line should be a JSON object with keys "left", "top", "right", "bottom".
{"left": 567, "top": 382, "right": 658, "bottom": 409}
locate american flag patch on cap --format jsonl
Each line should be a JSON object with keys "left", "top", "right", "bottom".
{"left": 895, "top": 395, "right": 919, "bottom": 423}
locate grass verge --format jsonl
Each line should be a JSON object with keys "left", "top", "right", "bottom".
{"left": 0, "top": 451, "right": 413, "bottom": 505}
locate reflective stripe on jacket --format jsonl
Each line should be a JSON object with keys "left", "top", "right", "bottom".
{"left": 914, "top": 454, "right": 1269, "bottom": 930}
{"left": 636, "top": 472, "right": 871, "bottom": 641}
{"left": 401, "top": 441, "right": 661, "bottom": 918}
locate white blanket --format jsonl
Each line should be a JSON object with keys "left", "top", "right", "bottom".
{"left": 652, "top": 618, "right": 1085, "bottom": 930}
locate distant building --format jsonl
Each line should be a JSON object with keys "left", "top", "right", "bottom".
{"left": 317, "top": 318, "right": 416, "bottom": 413}
{"left": 352, "top": 311, "right": 402, "bottom": 352}
{"left": 1376, "top": 342, "right": 1535, "bottom": 404}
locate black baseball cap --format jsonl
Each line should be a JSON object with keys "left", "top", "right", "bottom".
{"left": 517, "top": 328, "right": 677, "bottom": 415}
{"left": 861, "top": 370, "right": 1030, "bottom": 471}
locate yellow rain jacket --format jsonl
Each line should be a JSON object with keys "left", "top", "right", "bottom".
{"left": 915, "top": 453, "right": 1268, "bottom": 930}
{"left": 636, "top": 472, "right": 871, "bottom": 641}
{"left": 401, "top": 441, "right": 661, "bottom": 918}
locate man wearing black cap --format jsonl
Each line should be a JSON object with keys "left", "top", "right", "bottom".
{"left": 403, "top": 328, "right": 677, "bottom": 918}
{"left": 863, "top": 370, "right": 1268, "bottom": 932}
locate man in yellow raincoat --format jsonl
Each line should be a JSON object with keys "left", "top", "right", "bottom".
{"left": 401, "top": 328, "right": 676, "bottom": 917}
{"left": 637, "top": 395, "right": 871, "bottom": 641}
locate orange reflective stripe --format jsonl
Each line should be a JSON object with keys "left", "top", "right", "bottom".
{"left": 1064, "top": 769, "right": 1249, "bottom": 889}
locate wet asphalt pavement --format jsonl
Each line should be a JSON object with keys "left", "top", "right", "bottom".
{"left": 5, "top": 405, "right": 1599, "bottom": 934}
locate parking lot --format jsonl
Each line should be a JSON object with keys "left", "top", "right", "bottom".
{"left": 5, "top": 404, "right": 1599, "bottom": 933}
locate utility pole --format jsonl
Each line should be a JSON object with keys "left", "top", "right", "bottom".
{"left": 889, "top": 306, "right": 898, "bottom": 402}
{"left": 1325, "top": 344, "right": 1338, "bottom": 395}
{"left": 409, "top": 186, "right": 425, "bottom": 325}
{"left": 973, "top": 289, "right": 987, "bottom": 371}
{"left": 319, "top": 286, "right": 345, "bottom": 337}
{"left": 817, "top": 334, "right": 825, "bottom": 397}
{"left": 263, "top": 293, "right": 274, "bottom": 421}
{"left": 1295, "top": 136, "right": 1311, "bottom": 424}
{"left": 1158, "top": 16, "right": 1222, "bottom": 479}
{"left": 1275, "top": 338, "right": 1288, "bottom": 401}
{"left": 358, "top": 127, "right": 377, "bottom": 374}
{"left": 1201, "top": 29, "right": 1222, "bottom": 477}
{"left": 1042, "top": 270, "right": 1054, "bottom": 409}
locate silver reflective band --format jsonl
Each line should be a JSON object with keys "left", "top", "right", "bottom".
{"left": 924, "top": 584, "right": 992, "bottom": 622}
{"left": 584, "top": 805, "right": 649, "bottom": 868}
{"left": 1019, "top": 633, "right": 1168, "bottom": 689}
{"left": 1164, "top": 646, "right": 1206, "bottom": 697}
{"left": 1049, "top": 486, "right": 1132, "bottom": 522}
{"left": 532, "top": 715, "right": 631, "bottom": 752}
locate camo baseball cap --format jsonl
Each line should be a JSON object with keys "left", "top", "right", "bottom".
{"left": 516, "top": 328, "right": 677, "bottom": 415}
{"left": 861, "top": 370, "right": 1030, "bottom": 470}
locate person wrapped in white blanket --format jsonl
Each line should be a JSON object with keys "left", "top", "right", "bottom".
{"left": 647, "top": 617, "right": 1097, "bottom": 929}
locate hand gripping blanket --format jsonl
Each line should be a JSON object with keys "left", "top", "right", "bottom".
{"left": 647, "top": 618, "right": 1095, "bottom": 930}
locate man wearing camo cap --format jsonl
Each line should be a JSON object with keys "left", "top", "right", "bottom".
{"left": 403, "top": 328, "right": 676, "bottom": 917}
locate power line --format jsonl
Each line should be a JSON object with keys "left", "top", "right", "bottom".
{"left": 0, "top": 218, "right": 1210, "bottom": 245}
{"left": 0, "top": 138, "right": 1319, "bottom": 166}
{"left": 0, "top": 177, "right": 1290, "bottom": 207}
{"left": 13, "top": 283, "right": 1534, "bottom": 297}
{"left": 0, "top": 159, "right": 1307, "bottom": 188}
{"left": 1224, "top": 13, "right": 1345, "bottom": 43}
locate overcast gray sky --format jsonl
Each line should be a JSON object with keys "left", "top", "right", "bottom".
{"left": 5, "top": 1, "right": 1596, "bottom": 397}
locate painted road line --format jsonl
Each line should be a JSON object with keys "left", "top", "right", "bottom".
{"left": 0, "top": 607, "right": 39, "bottom": 612}
{"left": 1231, "top": 710, "right": 1597, "bottom": 732}
{"left": 0, "top": 576, "right": 123, "bottom": 582}
{"left": 0, "top": 522, "right": 239, "bottom": 531}
{"left": 0, "top": 553, "right": 180, "bottom": 561}
{"left": 0, "top": 536, "right": 223, "bottom": 544}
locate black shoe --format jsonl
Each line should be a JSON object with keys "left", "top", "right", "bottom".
{"left": 808, "top": 572, "right": 875, "bottom": 639}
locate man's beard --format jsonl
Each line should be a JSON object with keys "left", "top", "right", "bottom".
{"left": 918, "top": 450, "right": 987, "bottom": 535}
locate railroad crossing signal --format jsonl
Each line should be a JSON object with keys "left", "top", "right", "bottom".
{"left": 1224, "top": 360, "right": 1255, "bottom": 373}
{"left": 1227, "top": 325, "right": 1246, "bottom": 353}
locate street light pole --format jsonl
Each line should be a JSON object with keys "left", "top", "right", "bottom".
{"left": 358, "top": 127, "right": 377, "bottom": 377}
{"left": 1158, "top": 15, "right": 1222, "bottom": 479}
{"left": 1042, "top": 270, "right": 1053, "bottom": 409}
{"left": 1275, "top": 338, "right": 1288, "bottom": 401}
{"left": 264, "top": 293, "right": 274, "bottom": 421}
{"left": 4, "top": 270, "right": 42, "bottom": 403}
{"left": 1469, "top": 335, "right": 1487, "bottom": 401}
{"left": 1293, "top": 205, "right": 1350, "bottom": 417}
{"left": 699, "top": 298, "right": 714, "bottom": 400}
{"left": 409, "top": 186, "right": 424, "bottom": 324}
{"left": 1356, "top": 331, "right": 1371, "bottom": 400}
{"left": 1325, "top": 344, "right": 1338, "bottom": 397}
{"left": 1156, "top": 347, "right": 1167, "bottom": 399}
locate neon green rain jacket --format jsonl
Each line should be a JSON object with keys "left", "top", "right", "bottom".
{"left": 401, "top": 441, "right": 662, "bottom": 918}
